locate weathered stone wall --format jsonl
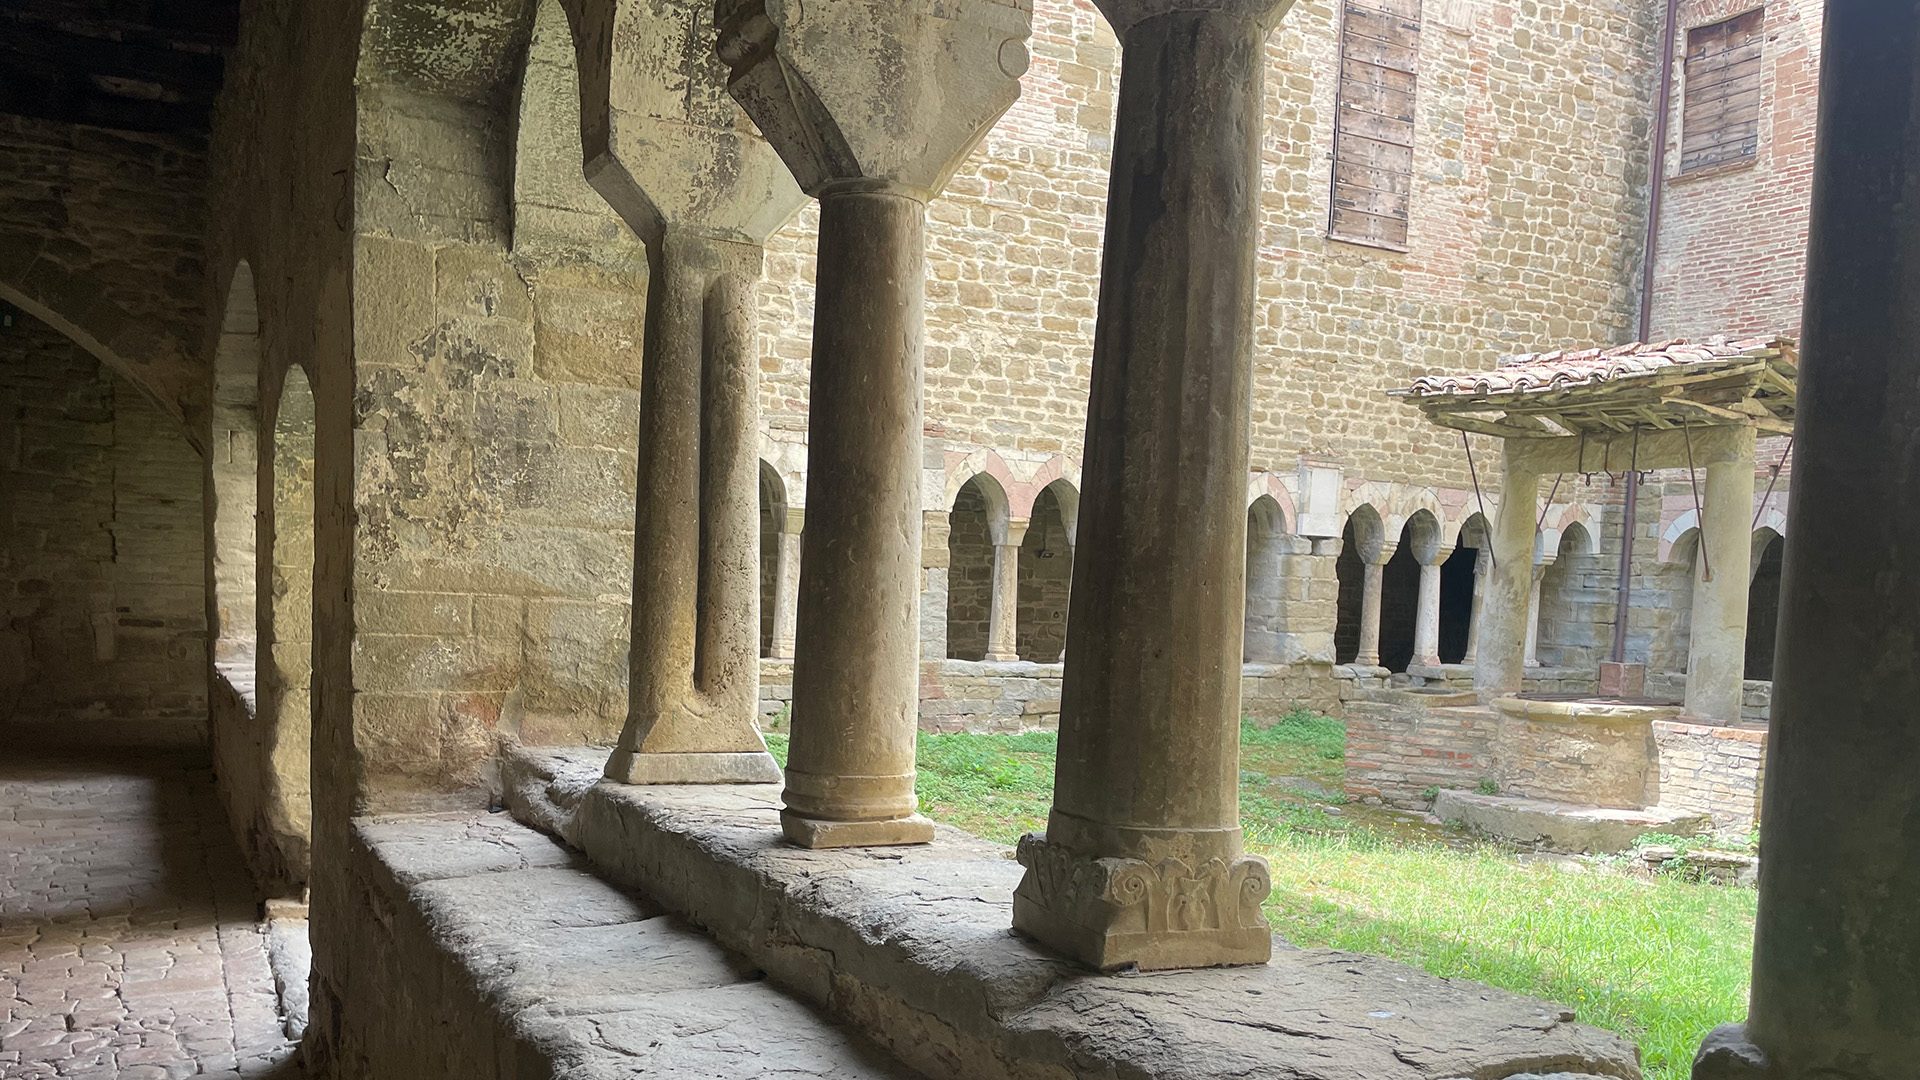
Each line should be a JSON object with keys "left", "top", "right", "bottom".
{"left": 0, "top": 315, "right": 206, "bottom": 724}
{"left": 0, "top": 114, "right": 210, "bottom": 425}
{"left": 1014, "top": 489, "right": 1071, "bottom": 663}
{"left": 1653, "top": 717, "right": 1765, "bottom": 835}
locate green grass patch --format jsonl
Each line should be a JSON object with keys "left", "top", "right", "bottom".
{"left": 762, "top": 712, "right": 1754, "bottom": 1079}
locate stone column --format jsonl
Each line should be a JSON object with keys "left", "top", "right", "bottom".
{"left": 1355, "top": 543, "right": 1393, "bottom": 668}
{"left": 770, "top": 507, "right": 803, "bottom": 659}
{"left": 1463, "top": 549, "right": 1487, "bottom": 664}
{"left": 1694, "top": 8, "right": 1920, "bottom": 1075}
{"left": 1523, "top": 556, "right": 1548, "bottom": 668}
{"left": 720, "top": 0, "right": 1029, "bottom": 848}
{"left": 570, "top": 0, "right": 807, "bottom": 785}
{"left": 1413, "top": 545, "right": 1450, "bottom": 668}
{"left": 1682, "top": 425, "right": 1757, "bottom": 722}
{"left": 985, "top": 520, "right": 1028, "bottom": 662}
{"left": 1012, "top": 0, "right": 1287, "bottom": 972}
{"left": 1475, "top": 446, "right": 1540, "bottom": 697}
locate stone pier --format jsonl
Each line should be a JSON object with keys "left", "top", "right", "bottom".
{"left": 571, "top": 0, "right": 806, "bottom": 785}
{"left": 1476, "top": 449, "right": 1540, "bottom": 698}
{"left": 719, "top": 0, "right": 1031, "bottom": 847}
{"left": 1012, "top": 0, "right": 1288, "bottom": 972}
{"left": 1695, "top": 4, "right": 1920, "bottom": 1074}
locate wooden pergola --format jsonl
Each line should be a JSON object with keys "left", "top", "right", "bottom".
{"left": 1388, "top": 335, "right": 1799, "bottom": 719}
{"left": 1390, "top": 336, "right": 1797, "bottom": 442}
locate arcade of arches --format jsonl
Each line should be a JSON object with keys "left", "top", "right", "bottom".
{"left": 3, "top": 0, "right": 1918, "bottom": 1076}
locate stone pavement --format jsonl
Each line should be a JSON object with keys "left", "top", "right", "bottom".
{"left": 0, "top": 745, "right": 303, "bottom": 1078}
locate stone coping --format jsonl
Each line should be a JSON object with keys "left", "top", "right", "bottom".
{"left": 344, "top": 810, "right": 915, "bottom": 1078}
{"left": 495, "top": 744, "right": 1643, "bottom": 1080}
{"left": 1494, "top": 697, "right": 1683, "bottom": 725}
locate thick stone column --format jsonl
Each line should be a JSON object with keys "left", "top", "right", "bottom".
{"left": 1523, "top": 556, "right": 1548, "bottom": 668}
{"left": 565, "top": 0, "right": 807, "bottom": 784}
{"left": 1694, "top": 8, "right": 1920, "bottom": 1076}
{"left": 1413, "top": 545, "right": 1450, "bottom": 668}
{"left": 1475, "top": 447, "right": 1539, "bottom": 697}
{"left": 1682, "top": 425, "right": 1757, "bottom": 722}
{"left": 1012, "top": 0, "right": 1287, "bottom": 972}
{"left": 770, "top": 507, "right": 802, "bottom": 659}
{"left": 720, "top": 0, "right": 1030, "bottom": 848}
{"left": 986, "top": 520, "right": 1028, "bottom": 662}
{"left": 1355, "top": 544, "right": 1392, "bottom": 668}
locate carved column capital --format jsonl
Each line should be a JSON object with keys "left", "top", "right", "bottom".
{"left": 716, "top": 0, "right": 1032, "bottom": 200}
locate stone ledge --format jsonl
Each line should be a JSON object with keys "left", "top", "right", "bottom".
{"left": 497, "top": 745, "right": 1645, "bottom": 1080}
{"left": 1436, "top": 790, "right": 1711, "bottom": 853}
{"left": 326, "top": 808, "right": 914, "bottom": 1078}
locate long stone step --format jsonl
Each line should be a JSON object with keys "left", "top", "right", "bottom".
{"left": 331, "top": 810, "right": 918, "bottom": 1078}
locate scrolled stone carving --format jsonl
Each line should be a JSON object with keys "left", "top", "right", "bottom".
{"left": 1015, "top": 832, "right": 1271, "bottom": 964}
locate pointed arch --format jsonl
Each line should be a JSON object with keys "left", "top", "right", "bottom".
{"left": 1245, "top": 494, "right": 1289, "bottom": 662}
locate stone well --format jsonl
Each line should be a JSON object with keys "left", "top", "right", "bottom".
{"left": 1490, "top": 695, "right": 1680, "bottom": 809}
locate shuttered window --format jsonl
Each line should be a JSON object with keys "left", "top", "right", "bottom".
{"left": 1329, "top": 0, "right": 1420, "bottom": 250}
{"left": 1681, "top": 9, "right": 1764, "bottom": 174}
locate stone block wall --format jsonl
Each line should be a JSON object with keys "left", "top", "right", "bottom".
{"left": 0, "top": 314, "right": 206, "bottom": 724}
{"left": 0, "top": 114, "right": 210, "bottom": 421}
{"left": 1653, "top": 718, "right": 1766, "bottom": 835}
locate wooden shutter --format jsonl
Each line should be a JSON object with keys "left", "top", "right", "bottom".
{"left": 1681, "top": 9, "right": 1764, "bottom": 174}
{"left": 1329, "top": 0, "right": 1420, "bottom": 250}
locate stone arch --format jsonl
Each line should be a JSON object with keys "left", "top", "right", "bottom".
{"left": 1334, "top": 504, "right": 1384, "bottom": 665}
{"left": 1244, "top": 494, "right": 1289, "bottom": 663}
{"left": 512, "top": 0, "right": 644, "bottom": 260}
{"left": 209, "top": 263, "right": 262, "bottom": 707}
{"left": 1660, "top": 510, "right": 1701, "bottom": 563}
{"left": 1438, "top": 511, "right": 1490, "bottom": 664}
{"left": 1017, "top": 482, "right": 1075, "bottom": 662}
{"left": 1379, "top": 515, "right": 1426, "bottom": 673}
{"left": 253, "top": 363, "right": 316, "bottom": 894}
{"left": 0, "top": 245, "right": 201, "bottom": 438}
{"left": 1537, "top": 521, "right": 1605, "bottom": 669}
{"left": 1652, "top": 528, "right": 1701, "bottom": 675}
{"left": 947, "top": 474, "right": 1010, "bottom": 660}
{"left": 758, "top": 461, "right": 787, "bottom": 658}
{"left": 1745, "top": 527, "right": 1786, "bottom": 680}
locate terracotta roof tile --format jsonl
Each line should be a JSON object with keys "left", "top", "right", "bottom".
{"left": 1399, "top": 335, "right": 1793, "bottom": 398}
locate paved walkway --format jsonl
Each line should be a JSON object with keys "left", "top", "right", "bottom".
{"left": 0, "top": 744, "right": 302, "bottom": 1078}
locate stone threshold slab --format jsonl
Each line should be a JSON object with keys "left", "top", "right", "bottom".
{"left": 339, "top": 809, "right": 916, "bottom": 1078}
{"left": 1435, "top": 790, "right": 1712, "bottom": 854}
{"left": 496, "top": 745, "right": 1643, "bottom": 1080}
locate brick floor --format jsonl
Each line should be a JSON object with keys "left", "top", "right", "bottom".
{"left": 0, "top": 747, "right": 301, "bottom": 1079}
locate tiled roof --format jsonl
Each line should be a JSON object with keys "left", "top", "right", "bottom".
{"left": 1398, "top": 336, "right": 1794, "bottom": 399}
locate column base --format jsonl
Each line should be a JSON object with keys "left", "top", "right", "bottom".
{"left": 984, "top": 650, "right": 1020, "bottom": 662}
{"left": 780, "top": 810, "right": 934, "bottom": 848}
{"left": 604, "top": 750, "right": 784, "bottom": 785}
{"left": 1692, "top": 1023, "right": 1770, "bottom": 1078}
{"left": 1011, "top": 833, "right": 1272, "bottom": 971}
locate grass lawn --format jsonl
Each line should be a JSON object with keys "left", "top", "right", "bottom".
{"left": 766, "top": 711, "right": 1757, "bottom": 1080}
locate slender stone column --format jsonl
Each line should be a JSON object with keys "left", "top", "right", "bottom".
{"left": 720, "top": 0, "right": 1030, "bottom": 848}
{"left": 565, "top": 0, "right": 807, "bottom": 784}
{"left": 770, "top": 507, "right": 802, "bottom": 659}
{"left": 1355, "top": 544, "right": 1392, "bottom": 668}
{"left": 1475, "top": 446, "right": 1540, "bottom": 697}
{"left": 1413, "top": 546, "right": 1449, "bottom": 667}
{"left": 1464, "top": 548, "right": 1488, "bottom": 664}
{"left": 986, "top": 521, "right": 1028, "bottom": 662}
{"left": 1693, "top": 8, "right": 1920, "bottom": 1075}
{"left": 1523, "top": 557, "right": 1548, "bottom": 668}
{"left": 1012, "top": 0, "right": 1288, "bottom": 972}
{"left": 1682, "top": 425, "right": 1757, "bottom": 722}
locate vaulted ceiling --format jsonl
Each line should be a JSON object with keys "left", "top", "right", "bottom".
{"left": 0, "top": 0, "right": 240, "bottom": 134}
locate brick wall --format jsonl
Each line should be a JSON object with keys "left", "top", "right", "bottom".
{"left": 1015, "top": 487, "right": 1072, "bottom": 662}
{"left": 1648, "top": 0, "right": 1822, "bottom": 340}
{"left": 946, "top": 484, "right": 995, "bottom": 661}
{"left": 1653, "top": 718, "right": 1766, "bottom": 835}
{"left": 0, "top": 314, "right": 206, "bottom": 724}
